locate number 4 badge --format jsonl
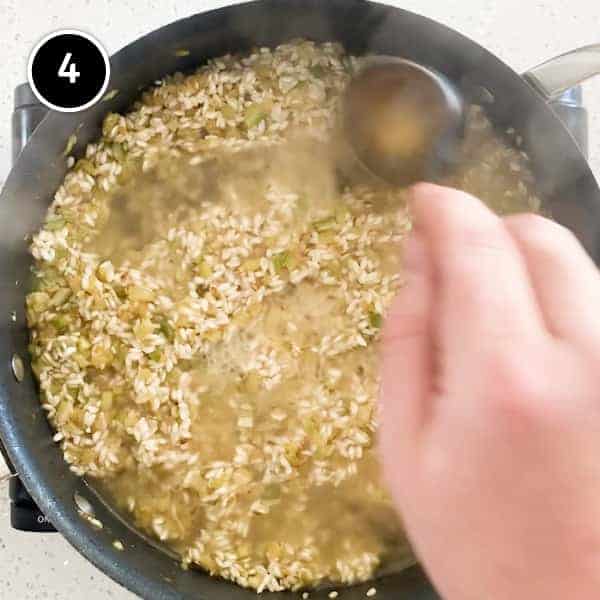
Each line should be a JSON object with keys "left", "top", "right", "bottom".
{"left": 28, "top": 29, "right": 110, "bottom": 112}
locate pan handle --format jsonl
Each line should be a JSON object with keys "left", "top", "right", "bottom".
{"left": 522, "top": 46, "right": 600, "bottom": 158}
{"left": 523, "top": 44, "right": 600, "bottom": 99}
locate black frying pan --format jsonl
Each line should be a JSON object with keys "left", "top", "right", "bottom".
{"left": 1, "top": 1, "right": 600, "bottom": 598}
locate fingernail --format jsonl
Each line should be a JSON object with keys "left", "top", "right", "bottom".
{"left": 403, "top": 232, "right": 426, "bottom": 272}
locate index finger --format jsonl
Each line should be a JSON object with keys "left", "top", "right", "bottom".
{"left": 410, "top": 184, "right": 546, "bottom": 357}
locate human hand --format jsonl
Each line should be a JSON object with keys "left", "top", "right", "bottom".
{"left": 379, "top": 183, "right": 600, "bottom": 599}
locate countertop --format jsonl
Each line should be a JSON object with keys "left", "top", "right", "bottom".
{"left": 1, "top": 0, "right": 599, "bottom": 598}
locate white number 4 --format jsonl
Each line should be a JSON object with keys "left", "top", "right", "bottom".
{"left": 58, "top": 53, "right": 80, "bottom": 84}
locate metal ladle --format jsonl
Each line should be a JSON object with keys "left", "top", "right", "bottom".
{"left": 343, "top": 57, "right": 466, "bottom": 186}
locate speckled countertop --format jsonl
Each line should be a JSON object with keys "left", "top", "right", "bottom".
{"left": 1, "top": 1, "right": 599, "bottom": 598}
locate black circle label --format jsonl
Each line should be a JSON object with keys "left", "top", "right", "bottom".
{"left": 28, "top": 30, "right": 110, "bottom": 112}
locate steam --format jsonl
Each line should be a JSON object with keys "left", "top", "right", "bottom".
{"left": 86, "top": 131, "right": 386, "bottom": 266}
